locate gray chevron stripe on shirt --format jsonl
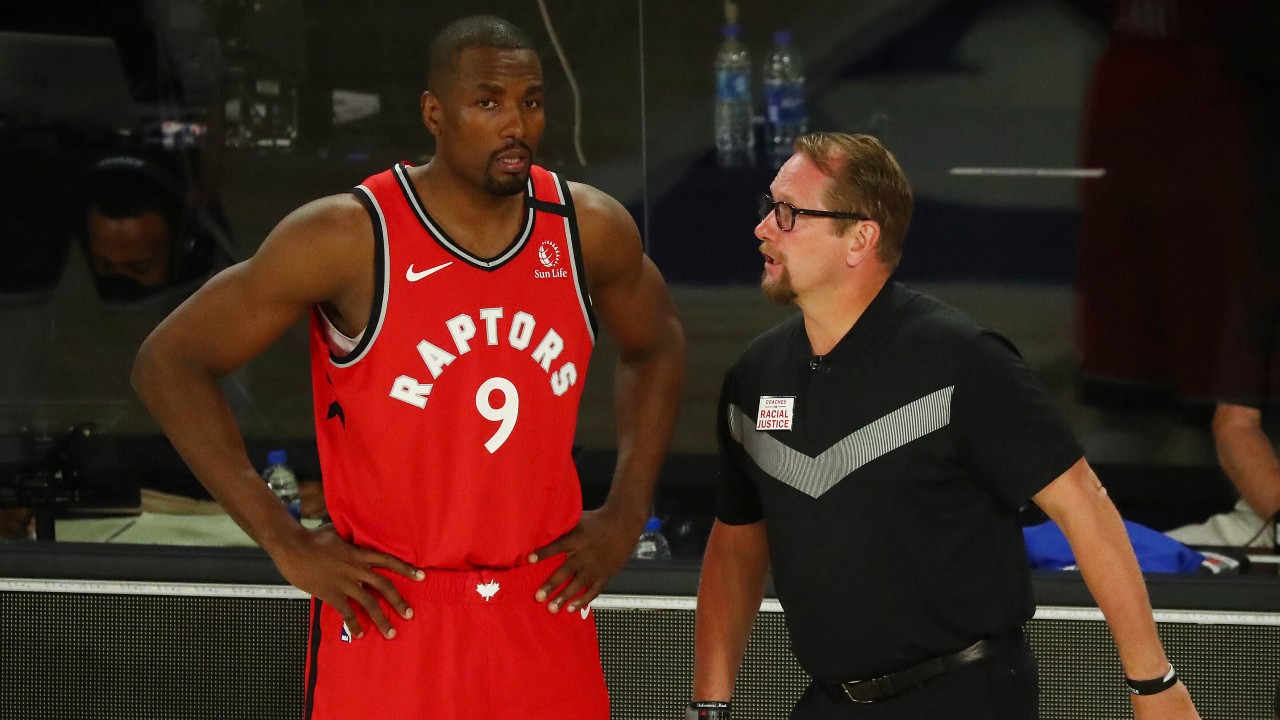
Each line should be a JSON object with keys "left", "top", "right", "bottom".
{"left": 727, "top": 386, "right": 955, "bottom": 498}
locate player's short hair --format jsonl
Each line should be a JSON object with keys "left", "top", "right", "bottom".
{"left": 794, "top": 133, "right": 913, "bottom": 271}
{"left": 427, "top": 15, "right": 536, "bottom": 91}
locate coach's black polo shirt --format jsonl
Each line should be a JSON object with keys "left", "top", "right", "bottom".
{"left": 716, "top": 280, "right": 1082, "bottom": 685}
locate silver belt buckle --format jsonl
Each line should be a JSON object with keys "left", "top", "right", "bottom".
{"left": 841, "top": 679, "right": 877, "bottom": 704}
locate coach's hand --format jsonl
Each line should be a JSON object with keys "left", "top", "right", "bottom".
{"left": 269, "top": 523, "right": 423, "bottom": 640}
{"left": 528, "top": 506, "right": 645, "bottom": 613}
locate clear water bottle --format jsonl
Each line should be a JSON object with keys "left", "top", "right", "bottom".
{"left": 762, "top": 29, "right": 808, "bottom": 169}
{"left": 263, "top": 449, "right": 301, "bottom": 520}
{"left": 632, "top": 516, "right": 673, "bottom": 561}
{"left": 714, "top": 22, "right": 755, "bottom": 168}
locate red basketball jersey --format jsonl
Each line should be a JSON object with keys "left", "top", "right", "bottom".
{"left": 309, "top": 163, "right": 597, "bottom": 570}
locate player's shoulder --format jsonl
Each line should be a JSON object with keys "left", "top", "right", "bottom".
{"left": 260, "top": 192, "right": 373, "bottom": 258}
{"left": 249, "top": 192, "right": 374, "bottom": 287}
{"left": 565, "top": 180, "right": 633, "bottom": 231}
{"left": 564, "top": 180, "right": 642, "bottom": 285}
{"left": 280, "top": 192, "right": 369, "bottom": 237}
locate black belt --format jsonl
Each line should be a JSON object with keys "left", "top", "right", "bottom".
{"left": 831, "top": 633, "right": 1021, "bottom": 704}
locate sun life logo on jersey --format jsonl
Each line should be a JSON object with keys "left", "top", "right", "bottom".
{"left": 535, "top": 240, "right": 568, "bottom": 279}
{"left": 538, "top": 240, "right": 560, "bottom": 267}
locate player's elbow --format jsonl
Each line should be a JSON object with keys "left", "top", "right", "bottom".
{"left": 131, "top": 336, "right": 160, "bottom": 404}
{"left": 131, "top": 331, "right": 180, "bottom": 408}
{"left": 665, "top": 314, "right": 687, "bottom": 368}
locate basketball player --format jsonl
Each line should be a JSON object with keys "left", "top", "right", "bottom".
{"left": 132, "top": 16, "right": 684, "bottom": 717}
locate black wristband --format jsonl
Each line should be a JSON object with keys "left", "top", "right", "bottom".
{"left": 1124, "top": 664, "right": 1178, "bottom": 696}
{"left": 687, "top": 701, "right": 731, "bottom": 720}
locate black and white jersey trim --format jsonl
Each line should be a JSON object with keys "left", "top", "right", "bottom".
{"left": 728, "top": 386, "right": 955, "bottom": 498}
{"left": 393, "top": 162, "right": 534, "bottom": 270}
{"left": 303, "top": 598, "right": 323, "bottom": 720}
{"left": 548, "top": 171, "right": 598, "bottom": 343}
{"left": 326, "top": 186, "right": 390, "bottom": 367}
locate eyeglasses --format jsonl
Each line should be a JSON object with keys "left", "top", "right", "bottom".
{"left": 758, "top": 194, "right": 870, "bottom": 232}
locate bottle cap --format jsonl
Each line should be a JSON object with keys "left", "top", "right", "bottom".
{"left": 773, "top": 29, "right": 793, "bottom": 45}
{"left": 268, "top": 449, "right": 287, "bottom": 466}
{"left": 644, "top": 516, "right": 662, "bottom": 532}
{"left": 722, "top": 23, "right": 741, "bottom": 39}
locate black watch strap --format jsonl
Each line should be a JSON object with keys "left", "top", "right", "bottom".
{"left": 1125, "top": 664, "right": 1178, "bottom": 696}
{"left": 687, "top": 701, "right": 731, "bottom": 720}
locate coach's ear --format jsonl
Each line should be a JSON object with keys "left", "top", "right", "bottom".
{"left": 846, "top": 220, "right": 880, "bottom": 268}
{"left": 421, "top": 91, "right": 443, "bottom": 137}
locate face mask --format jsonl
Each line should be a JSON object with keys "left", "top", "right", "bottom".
{"left": 93, "top": 274, "right": 165, "bottom": 305}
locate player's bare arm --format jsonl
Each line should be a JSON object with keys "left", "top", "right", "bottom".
{"left": 1033, "top": 459, "right": 1201, "bottom": 720}
{"left": 133, "top": 194, "right": 423, "bottom": 640}
{"left": 530, "top": 182, "right": 686, "bottom": 613}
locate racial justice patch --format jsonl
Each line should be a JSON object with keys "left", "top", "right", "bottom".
{"left": 756, "top": 396, "right": 795, "bottom": 431}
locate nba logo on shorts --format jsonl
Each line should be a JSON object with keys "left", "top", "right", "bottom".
{"left": 340, "top": 622, "right": 352, "bottom": 643}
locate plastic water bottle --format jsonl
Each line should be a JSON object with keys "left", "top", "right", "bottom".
{"left": 632, "top": 516, "right": 673, "bottom": 561}
{"left": 762, "top": 29, "right": 808, "bottom": 168}
{"left": 714, "top": 22, "right": 755, "bottom": 167}
{"left": 263, "top": 449, "right": 301, "bottom": 520}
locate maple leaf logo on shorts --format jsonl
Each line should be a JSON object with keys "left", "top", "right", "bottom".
{"left": 476, "top": 580, "right": 500, "bottom": 601}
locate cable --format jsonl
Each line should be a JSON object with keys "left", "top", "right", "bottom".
{"left": 638, "top": 0, "right": 650, "bottom": 253}
{"left": 535, "top": 0, "right": 587, "bottom": 167}
{"left": 1240, "top": 510, "right": 1278, "bottom": 548}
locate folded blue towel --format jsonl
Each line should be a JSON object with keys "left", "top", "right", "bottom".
{"left": 1023, "top": 519, "right": 1206, "bottom": 574}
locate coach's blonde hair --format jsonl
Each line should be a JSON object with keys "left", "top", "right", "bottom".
{"left": 794, "top": 133, "right": 913, "bottom": 271}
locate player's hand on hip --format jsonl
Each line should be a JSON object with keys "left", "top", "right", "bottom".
{"left": 270, "top": 524, "right": 424, "bottom": 640}
{"left": 528, "top": 506, "right": 643, "bottom": 613}
{"left": 1131, "top": 683, "right": 1200, "bottom": 720}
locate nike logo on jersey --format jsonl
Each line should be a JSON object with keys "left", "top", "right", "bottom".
{"left": 406, "top": 261, "right": 452, "bottom": 282}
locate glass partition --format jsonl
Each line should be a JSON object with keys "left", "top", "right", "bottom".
{"left": 1, "top": 0, "right": 1275, "bottom": 555}
{"left": 636, "top": 0, "right": 1277, "bottom": 557}
{"left": 0, "top": 0, "right": 646, "bottom": 543}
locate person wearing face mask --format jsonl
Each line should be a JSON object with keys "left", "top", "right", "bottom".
{"left": 79, "top": 153, "right": 224, "bottom": 305}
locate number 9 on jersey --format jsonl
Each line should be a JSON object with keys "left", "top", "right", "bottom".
{"left": 475, "top": 377, "right": 520, "bottom": 453}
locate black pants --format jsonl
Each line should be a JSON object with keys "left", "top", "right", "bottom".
{"left": 790, "top": 642, "right": 1038, "bottom": 720}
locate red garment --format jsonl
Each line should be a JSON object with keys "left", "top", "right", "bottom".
{"left": 304, "top": 563, "right": 609, "bottom": 718}
{"left": 309, "top": 162, "right": 596, "bottom": 570}
{"left": 304, "top": 164, "right": 605, "bottom": 717}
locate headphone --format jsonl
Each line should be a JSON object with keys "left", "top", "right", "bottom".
{"left": 78, "top": 153, "right": 220, "bottom": 289}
